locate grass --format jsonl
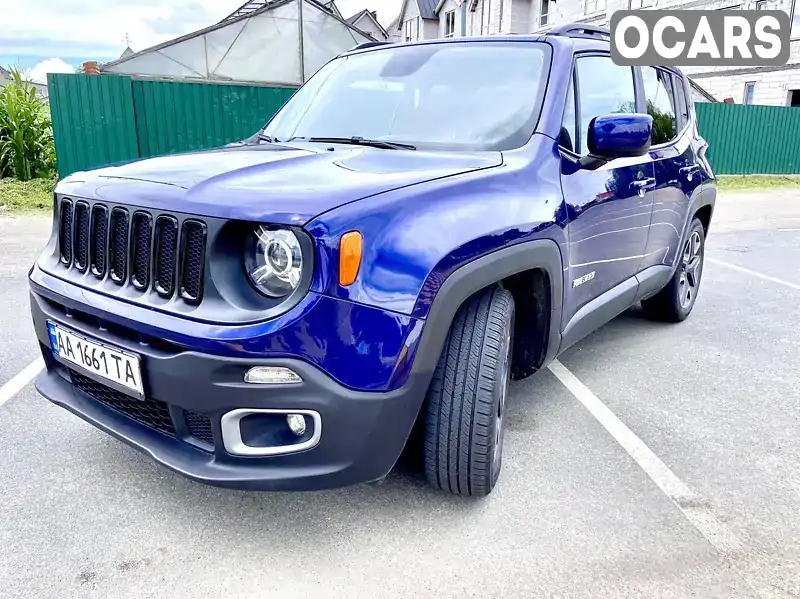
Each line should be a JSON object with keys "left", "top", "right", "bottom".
{"left": 0, "top": 176, "right": 55, "bottom": 213}
{"left": 716, "top": 175, "right": 800, "bottom": 191}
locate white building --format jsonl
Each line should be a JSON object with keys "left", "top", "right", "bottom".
{"left": 392, "top": 0, "right": 441, "bottom": 40}
{"left": 390, "top": 0, "right": 800, "bottom": 106}
{"left": 346, "top": 9, "right": 392, "bottom": 40}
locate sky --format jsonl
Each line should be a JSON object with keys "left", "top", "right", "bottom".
{"left": 0, "top": 0, "right": 403, "bottom": 81}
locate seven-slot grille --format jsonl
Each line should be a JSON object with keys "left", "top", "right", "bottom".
{"left": 57, "top": 198, "right": 206, "bottom": 304}
{"left": 90, "top": 204, "right": 108, "bottom": 277}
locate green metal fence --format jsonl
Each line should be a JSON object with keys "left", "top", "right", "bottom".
{"left": 695, "top": 102, "right": 800, "bottom": 175}
{"left": 48, "top": 74, "right": 139, "bottom": 179}
{"left": 47, "top": 74, "right": 800, "bottom": 177}
{"left": 48, "top": 73, "right": 296, "bottom": 178}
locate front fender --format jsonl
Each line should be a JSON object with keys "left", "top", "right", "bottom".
{"left": 306, "top": 135, "right": 568, "bottom": 318}
{"left": 389, "top": 238, "right": 565, "bottom": 390}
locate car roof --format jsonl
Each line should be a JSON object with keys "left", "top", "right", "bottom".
{"left": 342, "top": 32, "right": 607, "bottom": 56}
{"left": 341, "top": 34, "right": 684, "bottom": 77}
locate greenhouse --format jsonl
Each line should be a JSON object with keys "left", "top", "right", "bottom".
{"left": 101, "top": 0, "right": 374, "bottom": 85}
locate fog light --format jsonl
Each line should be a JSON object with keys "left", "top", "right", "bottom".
{"left": 244, "top": 366, "right": 302, "bottom": 385}
{"left": 286, "top": 413, "right": 307, "bottom": 436}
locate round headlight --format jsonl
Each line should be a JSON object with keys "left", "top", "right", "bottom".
{"left": 245, "top": 225, "right": 303, "bottom": 298}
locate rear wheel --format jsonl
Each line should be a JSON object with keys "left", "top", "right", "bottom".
{"left": 422, "top": 286, "right": 514, "bottom": 497}
{"left": 642, "top": 218, "right": 705, "bottom": 322}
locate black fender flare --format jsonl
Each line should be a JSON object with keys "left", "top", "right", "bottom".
{"left": 403, "top": 238, "right": 564, "bottom": 385}
{"left": 679, "top": 184, "right": 717, "bottom": 266}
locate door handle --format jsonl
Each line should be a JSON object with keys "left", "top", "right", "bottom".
{"left": 629, "top": 177, "right": 656, "bottom": 193}
{"left": 679, "top": 165, "right": 699, "bottom": 175}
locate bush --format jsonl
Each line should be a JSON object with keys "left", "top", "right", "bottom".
{"left": 0, "top": 69, "right": 56, "bottom": 181}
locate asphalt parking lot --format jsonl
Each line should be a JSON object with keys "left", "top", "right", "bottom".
{"left": 1, "top": 189, "right": 799, "bottom": 599}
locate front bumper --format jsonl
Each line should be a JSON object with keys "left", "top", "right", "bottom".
{"left": 30, "top": 290, "right": 431, "bottom": 491}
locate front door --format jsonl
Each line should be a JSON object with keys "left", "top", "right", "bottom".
{"left": 559, "top": 54, "right": 655, "bottom": 325}
{"left": 638, "top": 67, "right": 705, "bottom": 272}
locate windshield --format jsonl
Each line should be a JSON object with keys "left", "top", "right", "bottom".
{"left": 264, "top": 42, "right": 550, "bottom": 151}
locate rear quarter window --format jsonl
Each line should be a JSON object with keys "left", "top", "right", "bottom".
{"left": 641, "top": 66, "right": 679, "bottom": 145}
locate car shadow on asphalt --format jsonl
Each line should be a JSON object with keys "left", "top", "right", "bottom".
{"left": 85, "top": 305, "right": 668, "bottom": 539}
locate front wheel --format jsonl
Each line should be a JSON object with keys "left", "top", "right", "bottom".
{"left": 642, "top": 218, "right": 705, "bottom": 322}
{"left": 422, "top": 286, "right": 514, "bottom": 497}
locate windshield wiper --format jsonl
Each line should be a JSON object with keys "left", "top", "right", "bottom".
{"left": 257, "top": 132, "right": 280, "bottom": 143}
{"left": 306, "top": 136, "right": 416, "bottom": 151}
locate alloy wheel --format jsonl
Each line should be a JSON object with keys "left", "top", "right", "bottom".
{"left": 678, "top": 230, "right": 703, "bottom": 309}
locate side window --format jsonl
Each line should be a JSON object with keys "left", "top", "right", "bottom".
{"left": 574, "top": 56, "right": 636, "bottom": 155}
{"left": 641, "top": 66, "right": 678, "bottom": 145}
{"left": 673, "top": 74, "right": 690, "bottom": 129}
{"left": 559, "top": 77, "right": 577, "bottom": 153}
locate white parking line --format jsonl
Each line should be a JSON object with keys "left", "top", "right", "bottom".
{"left": 708, "top": 257, "right": 800, "bottom": 291}
{"left": 547, "top": 359, "right": 743, "bottom": 558}
{"left": 0, "top": 358, "right": 44, "bottom": 408}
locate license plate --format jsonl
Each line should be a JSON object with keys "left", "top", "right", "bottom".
{"left": 47, "top": 321, "right": 144, "bottom": 396}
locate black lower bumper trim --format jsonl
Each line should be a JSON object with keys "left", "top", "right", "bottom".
{"left": 31, "top": 290, "right": 433, "bottom": 491}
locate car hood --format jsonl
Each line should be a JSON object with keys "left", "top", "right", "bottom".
{"left": 57, "top": 144, "right": 503, "bottom": 224}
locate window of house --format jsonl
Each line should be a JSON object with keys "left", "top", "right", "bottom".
{"left": 641, "top": 66, "right": 679, "bottom": 145}
{"left": 540, "top": 0, "right": 551, "bottom": 27}
{"left": 445, "top": 10, "right": 456, "bottom": 37}
{"left": 584, "top": 0, "right": 606, "bottom": 15}
{"left": 404, "top": 19, "right": 413, "bottom": 41}
{"left": 743, "top": 81, "right": 756, "bottom": 105}
{"left": 573, "top": 56, "right": 636, "bottom": 155}
{"left": 792, "top": 0, "right": 800, "bottom": 39}
{"left": 417, "top": 16, "right": 422, "bottom": 39}
{"left": 631, "top": 0, "right": 653, "bottom": 7}
{"left": 755, "top": 0, "right": 767, "bottom": 9}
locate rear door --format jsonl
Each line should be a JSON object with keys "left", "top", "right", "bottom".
{"left": 559, "top": 54, "right": 656, "bottom": 326}
{"left": 638, "top": 67, "right": 704, "bottom": 271}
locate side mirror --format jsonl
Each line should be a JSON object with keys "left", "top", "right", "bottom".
{"left": 580, "top": 113, "right": 653, "bottom": 169}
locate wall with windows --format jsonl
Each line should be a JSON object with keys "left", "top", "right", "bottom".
{"left": 464, "top": 0, "right": 508, "bottom": 35}
{"left": 530, "top": 0, "right": 800, "bottom": 105}
{"left": 439, "top": 0, "right": 461, "bottom": 36}
{"left": 400, "top": 0, "right": 420, "bottom": 40}
{"left": 688, "top": 58, "right": 800, "bottom": 105}
{"left": 536, "top": 0, "right": 612, "bottom": 28}
{"left": 675, "top": 0, "right": 800, "bottom": 105}
{"left": 411, "top": 0, "right": 800, "bottom": 105}
{"left": 398, "top": 0, "right": 439, "bottom": 41}
{"left": 509, "top": 0, "right": 534, "bottom": 33}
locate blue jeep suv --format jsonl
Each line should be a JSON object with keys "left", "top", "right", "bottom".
{"left": 29, "top": 25, "right": 715, "bottom": 496}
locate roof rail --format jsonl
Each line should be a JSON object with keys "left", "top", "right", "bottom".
{"left": 545, "top": 23, "right": 610, "bottom": 40}
{"left": 349, "top": 41, "right": 392, "bottom": 52}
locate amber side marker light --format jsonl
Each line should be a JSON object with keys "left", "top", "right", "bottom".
{"left": 339, "top": 231, "right": 362, "bottom": 286}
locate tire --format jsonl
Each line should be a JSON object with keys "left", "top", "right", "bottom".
{"left": 642, "top": 218, "right": 705, "bottom": 322}
{"left": 422, "top": 286, "right": 514, "bottom": 497}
